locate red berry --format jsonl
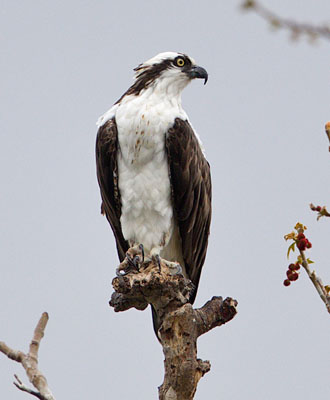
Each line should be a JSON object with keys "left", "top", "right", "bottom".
{"left": 294, "top": 263, "right": 301, "bottom": 270}
{"left": 297, "top": 233, "right": 305, "bottom": 240}
{"left": 287, "top": 270, "right": 293, "bottom": 279}
{"left": 283, "top": 279, "right": 291, "bottom": 286}
{"left": 316, "top": 206, "right": 322, "bottom": 212}
{"left": 289, "top": 272, "right": 299, "bottom": 281}
{"left": 306, "top": 241, "right": 312, "bottom": 249}
{"left": 289, "top": 263, "right": 296, "bottom": 271}
{"left": 297, "top": 239, "right": 307, "bottom": 251}
{"left": 286, "top": 270, "right": 298, "bottom": 281}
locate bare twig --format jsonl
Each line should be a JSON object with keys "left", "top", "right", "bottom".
{"left": 299, "top": 249, "right": 330, "bottom": 314}
{"left": 241, "top": 1, "right": 330, "bottom": 42}
{"left": 110, "top": 257, "right": 238, "bottom": 400}
{"left": 13, "top": 375, "right": 44, "bottom": 400}
{"left": 0, "top": 313, "right": 55, "bottom": 400}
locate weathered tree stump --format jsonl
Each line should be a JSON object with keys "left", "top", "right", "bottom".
{"left": 110, "top": 258, "right": 238, "bottom": 400}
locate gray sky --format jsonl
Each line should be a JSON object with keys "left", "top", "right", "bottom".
{"left": 1, "top": 1, "right": 330, "bottom": 399}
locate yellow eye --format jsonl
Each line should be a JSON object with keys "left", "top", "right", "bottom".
{"left": 176, "top": 58, "right": 185, "bottom": 67}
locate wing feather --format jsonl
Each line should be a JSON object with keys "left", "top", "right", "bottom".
{"left": 166, "top": 118, "right": 212, "bottom": 303}
{"left": 95, "top": 118, "right": 129, "bottom": 261}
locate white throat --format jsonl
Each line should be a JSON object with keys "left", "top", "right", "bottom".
{"left": 148, "top": 69, "right": 191, "bottom": 100}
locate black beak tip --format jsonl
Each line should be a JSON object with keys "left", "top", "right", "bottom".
{"left": 189, "top": 65, "right": 208, "bottom": 85}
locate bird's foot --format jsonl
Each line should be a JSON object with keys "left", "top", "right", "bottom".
{"left": 163, "top": 260, "right": 183, "bottom": 276}
{"left": 116, "top": 244, "right": 145, "bottom": 276}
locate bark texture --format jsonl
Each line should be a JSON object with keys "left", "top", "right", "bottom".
{"left": 110, "top": 258, "right": 238, "bottom": 400}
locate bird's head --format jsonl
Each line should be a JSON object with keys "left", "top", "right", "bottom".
{"left": 130, "top": 52, "right": 208, "bottom": 97}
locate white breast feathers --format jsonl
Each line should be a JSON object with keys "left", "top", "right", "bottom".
{"left": 114, "top": 89, "right": 187, "bottom": 255}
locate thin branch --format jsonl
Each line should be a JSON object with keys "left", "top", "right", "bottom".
{"left": 241, "top": 1, "right": 330, "bottom": 42}
{"left": 299, "top": 249, "right": 330, "bottom": 314}
{"left": 14, "top": 375, "right": 44, "bottom": 400}
{"left": 0, "top": 313, "right": 56, "bottom": 400}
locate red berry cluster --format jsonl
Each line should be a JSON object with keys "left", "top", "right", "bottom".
{"left": 310, "top": 205, "right": 322, "bottom": 212}
{"left": 283, "top": 263, "right": 300, "bottom": 286}
{"left": 296, "top": 232, "right": 312, "bottom": 251}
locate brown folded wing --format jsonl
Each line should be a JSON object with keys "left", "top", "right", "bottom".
{"left": 95, "top": 118, "right": 129, "bottom": 261}
{"left": 166, "top": 118, "right": 212, "bottom": 303}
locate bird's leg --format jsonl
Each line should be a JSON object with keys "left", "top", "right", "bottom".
{"left": 126, "top": 244, "right": 145, "bottom": 271}
{"left": 116, "top": 244, "right": 145, "bottom": 276}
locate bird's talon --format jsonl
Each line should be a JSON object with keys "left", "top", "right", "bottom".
{"left": 152, "top": 255, "right": 161, "bottom": 273}
{"left": 116, "top": 267, "right": 127, "bottom": 277}
{"left": 174, "top": 264, "right": 182, "bottom": 275}
{"left": 133, "top": 255, "right": 141, "bottom": 271}
{"left": 139, "top": 244, "right": 145, "bottom": 264}
{"left": 125, "top": 253, "right": 136, "bottom": 269}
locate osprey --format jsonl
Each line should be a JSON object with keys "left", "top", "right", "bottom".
{"left": 96, "top": 52, "right": 211, "bottom": 333}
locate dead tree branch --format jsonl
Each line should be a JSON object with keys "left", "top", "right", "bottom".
{"left": 0, "top": 312, "right": 55, "bottom": 400}
{"left": 110, "top": 258, "right": 238, "bottom": 400}
{"left": 241, "top": 1, "right": 330, "bottom": 42}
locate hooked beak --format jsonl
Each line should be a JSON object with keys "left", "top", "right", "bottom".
{"left": 187, "top": 65, "right": 208, "bottom": 85}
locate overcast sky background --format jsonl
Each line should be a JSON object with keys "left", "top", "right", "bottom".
{"left": 1, "top": 1, "right": 330, "bottom": 399}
